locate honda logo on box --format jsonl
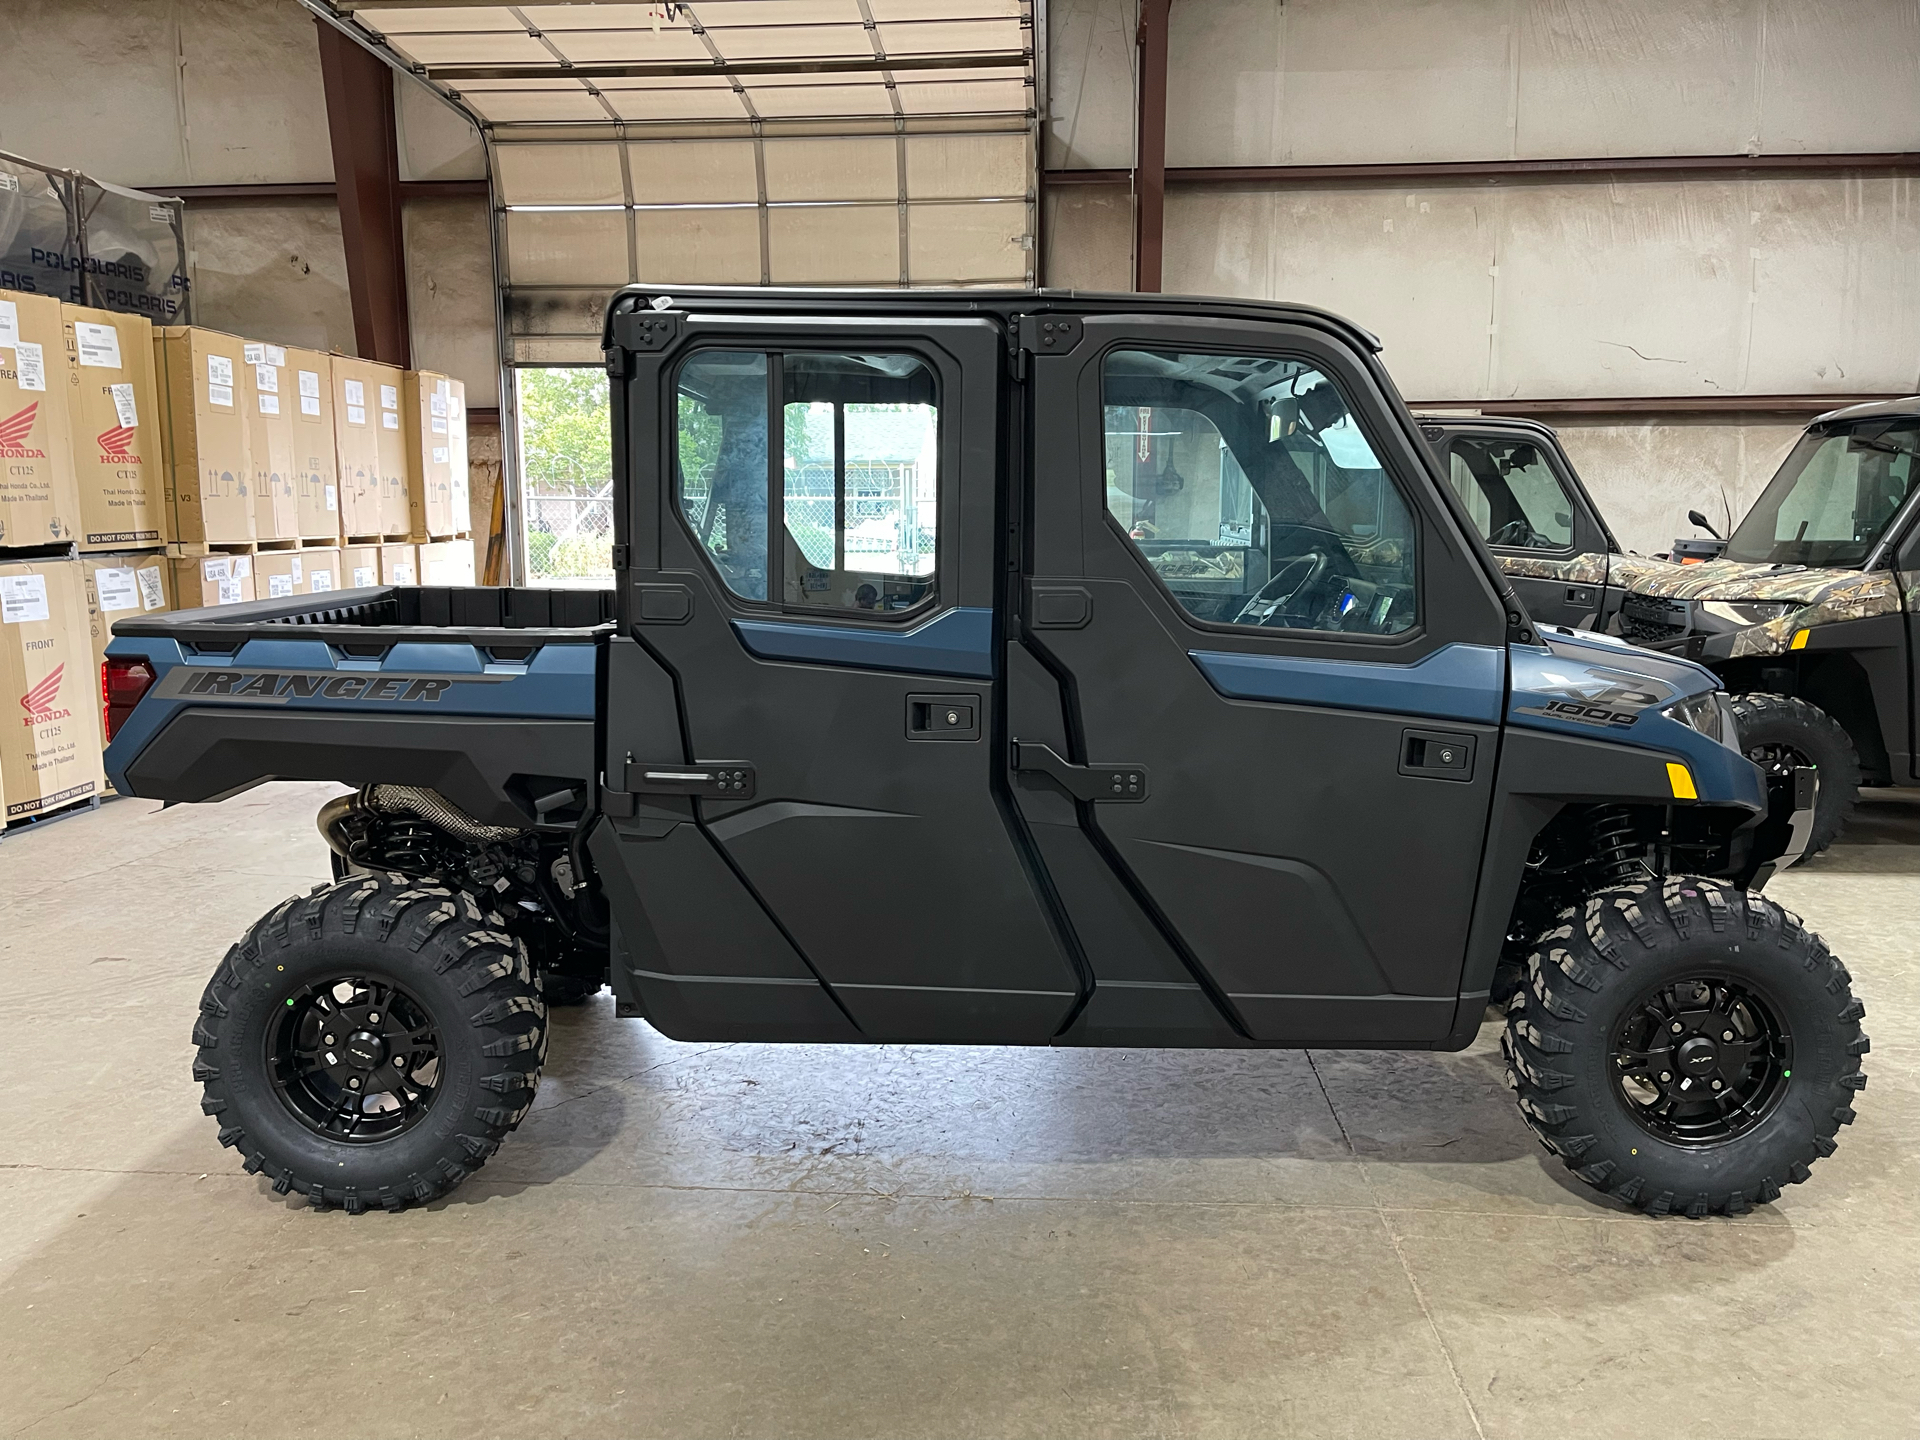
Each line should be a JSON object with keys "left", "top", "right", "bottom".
{"left": 97, "top": 423, "right": 142, "bottom": 463}
{"left": 20, "top": 663, "right": 70, "bottom": 726}
{"left": 0, "top": 402, "right": 47, "bottom": 458}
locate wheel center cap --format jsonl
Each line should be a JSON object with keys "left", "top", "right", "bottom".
{"left": 1677, "top": 1035, "right": 1719, "bottom": 1074}
{"left": 344, "top": 1030, "right": 387, "bottom": 1070}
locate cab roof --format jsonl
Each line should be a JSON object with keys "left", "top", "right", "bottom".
{"left": 604, "top": 285, "right": 1384, "bottom": 356}
{"left": 1812, "top": 395, "right": 1920, "bottom": 426}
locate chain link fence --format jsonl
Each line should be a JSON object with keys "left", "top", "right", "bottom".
{"left": 522, "top": 453, "right": 614, "bottom": 585}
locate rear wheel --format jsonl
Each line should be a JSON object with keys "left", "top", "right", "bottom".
{"left": 191, "top": 873, "right": 546, "bottom": 1212}
{"left": 1503, "top": 878, "right": 1866, "bottom": 1217}
{"left": 1729, "top": 692, "right": 1859, "bottom": 857}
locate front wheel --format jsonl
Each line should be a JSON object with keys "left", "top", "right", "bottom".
{"left": 191, "top": 873, "right": 546, "bottom": 1212}
{"left": 1503, "top": 878, "right": 1867, "bottom": 1217}
{"left": 1729, "top": 692, "right": 1860, "bottom": 857}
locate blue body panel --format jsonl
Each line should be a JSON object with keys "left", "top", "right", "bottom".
{"left": 102, "top": 632, "right": 597, "bottom": 794}
{"left": 1189, "top": 642, "right": 1506, "bottom": 725}
{"left": 1506, "top": 631, "right": 1764, "bottom": 809}
{"left": 731, "top": 605, "right": 994, "bottom": 678}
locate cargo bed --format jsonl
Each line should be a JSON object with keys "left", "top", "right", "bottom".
{"left": 103, "top": 585, "right": 614, "bottom": 827}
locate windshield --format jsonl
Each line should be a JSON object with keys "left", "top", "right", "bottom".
{"left": 1723, "top": 417, "right": 1919, "bottom": 568}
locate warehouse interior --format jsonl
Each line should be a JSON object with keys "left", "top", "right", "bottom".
{"left": 2, "top": 1, "right": 1918, "bottom": 1435}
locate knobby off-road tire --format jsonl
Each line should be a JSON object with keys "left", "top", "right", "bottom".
{"left": 1730, "top": 692, "right": 1860, "bottom": 857}
{"left": 192, "top": 873, "right": 547, "bottom": 1213}
{"left": 1503, "top": 877, "right": 1867, "bottom": 1218}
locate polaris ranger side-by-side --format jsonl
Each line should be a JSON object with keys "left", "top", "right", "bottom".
{"left": 102, "top": 290, "right": 1863, "bottom": 1218}
{"left": 1422, "top": 401, "right": 1920, "bottom": 857}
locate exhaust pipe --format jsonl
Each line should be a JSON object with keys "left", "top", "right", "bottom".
{"left": 317, "top": 785, "right": 523, "bottom": 859}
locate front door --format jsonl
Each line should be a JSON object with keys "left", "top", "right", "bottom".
{"left": 1440, "top": 427, "right": 1612, "bottom": 629}
{"left": 1015, "top": 314, "right": 1511, "bottom": 1046}
{"left": 606, "top": 308, "right": 1080, "bottom": 1042}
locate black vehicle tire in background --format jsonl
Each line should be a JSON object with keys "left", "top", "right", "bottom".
{"left": 1729, "top": 692, "right": 1860, "bottom": 857}
{"left": 1503, "top": 878, "right": 1866, "bottom": 1217}
{"left": 191, "top": 873, "right": 546, "bottom": 1212}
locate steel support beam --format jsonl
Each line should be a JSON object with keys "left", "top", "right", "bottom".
{"left": 1050, "top": 151, "right": 1920, "bottom": 189}
{"left": 317, "top": 17, "right": 411, "bottom": 367}
{"left": 1132, "top": 0, "right": 1170, "bottom": 292}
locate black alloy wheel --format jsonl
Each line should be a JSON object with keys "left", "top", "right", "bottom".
{"left": 1610, "top": 975, "right": 1791, "bottom": 1145}
{"left": 269, "top": 974, "right": 443, "bottom": 1142}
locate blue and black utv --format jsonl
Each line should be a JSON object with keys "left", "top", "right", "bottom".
{"left": 103, "top": 288, "right": 1863, "bottom": 1218}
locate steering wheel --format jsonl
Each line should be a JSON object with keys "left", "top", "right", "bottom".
{"left": 1234, "top": 549, "right": 1331, "bottom": 627}
{"left": 1489, "top": 518, "right": 1549, "bottom": 548}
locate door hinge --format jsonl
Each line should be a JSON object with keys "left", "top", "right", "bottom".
{"left": 1016, "top": 314, "right": 1084, "bottom": 355}
{"left": 1012, "top": 740, "right": 1147, "bottom": 802}
{"left": 610, "top": 543, "right": 630, "bottom": 570}
{"left": 623, "top": 759, "right": 755, "bottom": 800}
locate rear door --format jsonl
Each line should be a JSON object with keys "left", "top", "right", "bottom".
{"left": 1015, "top": 313, "right": 1512, "bottom": 1047}
{"left": 1433, "top": 425, "right": 1612, "bottom": 629}
{"left": 604, "top": 305, "right": 1080, "bottom": 1043}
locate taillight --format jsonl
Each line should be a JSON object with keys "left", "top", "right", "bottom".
{"left": 103, "top": 656, "right": 156, "bottom": 743}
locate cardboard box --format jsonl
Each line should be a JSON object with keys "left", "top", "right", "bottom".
{"left": 417, "top": 539, "right": 475, "bottom": 587}
{"left": 156, "top": 327, "right": 255, "bottom": 544}
{"left": 287, "top": 347, "right": 339, "bottom": 541}
{"left": 0, "top": 558, "right": 105, "bottom": 821}
{"left": 79, "top": 551, "right": 171, "bottom": 675}
{"left": 78, "top": 551, "right": 172, "bottom": 786}
{"left": 332, "top": 355, "right": 407, "bottom": 538}
{"left": 379, "top": 542, "right": 417, "bottom": 586}
{"left": 254, "top": 547, "right": 343, "bottom": 601}
{"left": 405, "top": 371, "right": 470, "bottom": 539}
{"left": 0, "top": 290, "right": 81, "bottom": 547}
{"left": 171, "top": 552, "right": 257, "bottom": 609}
{"left": 340, "top": 544, "right": 381, "bottom": 590}
{"left": 243, "top": 339, "right": 299, "bottom": 541}
{"left": 62, "top": 304, "right": 165, "bottom": 550}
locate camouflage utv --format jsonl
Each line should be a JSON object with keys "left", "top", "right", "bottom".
{"left": 1421, "top": 400, "right": 1920, "bottom": 860}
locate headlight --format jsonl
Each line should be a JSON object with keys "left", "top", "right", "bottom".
{"left": 1665, "top": 692, "right": 1734, "bottom": 745}
{"left": 1697, "top": 600, "right": 1797, "bottom": 626}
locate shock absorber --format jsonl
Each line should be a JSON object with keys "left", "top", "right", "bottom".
{"left": 1587, "top": 806, "right": 1644, "bottom": 886}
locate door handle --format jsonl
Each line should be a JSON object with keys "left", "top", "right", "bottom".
{"left": 1011, "top": 740, "right": 1148, "bottom": 802}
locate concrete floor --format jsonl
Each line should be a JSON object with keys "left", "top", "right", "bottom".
{"left": 0, "top": 782, "right": 1916, "bottom": 1439}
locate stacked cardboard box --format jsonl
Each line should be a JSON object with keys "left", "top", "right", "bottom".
{"left": 332, "top": 356, "right": 408, "bottom": 539}
{"left": 379, "top": 542, "right": 417, "bottom": 586}
{"left": 63, "top": 304, "right": 166, "bottom": 551}
{"left": 254, "top": 548, "right": 341, "bottom": 600}
{"left": 78, "top": 551, "right": 171, "bottom": 793}
{"left": 418, "top": 539, "right": 476, "bottom": 586}
{"left": 0, "top": 556, "right": 105, "bottom": 822}
{"left": 340, "top": 543, "right": 381, "bottom": 591}
{"left": 287, "top": 346, "right": 339, "bottom": 541}
{"left": 405, "top": 371, "right": 470, "bottom": 540}
{"left": 156, "top": 326, "right": 255, "bottom": 546}
{"left": 172, "top": 552, "right": 256, "bottom": 608}
{"left": 0, "top": 291, "right": 80, "bottom": 548}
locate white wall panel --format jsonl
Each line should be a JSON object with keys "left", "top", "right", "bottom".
{"left": 182, "top": 199, "right": 352, "bottom": 351}
{"left": 1043, "top": 183, "right": 1134, "bottom": 289}
{"left": 1164, "top": 184, "right": 1499, "bottom": 401}
{"left": 396, "top": 76, "right": 487, "bottom": 183}
{"left": 1045, "top": 0, "right": 1137, "bottom": 169}
{"left": 1157, "top": 175, "right": 1920, "bottom": 403}
{"left": 1057, "top": 0, "right": 1920, "bottom": 173}
{"left": 404, "top": 196, "right": 497, "bottom": 407}
{"left": 1553, "top": 415, "right": 1805, "bottom": 556}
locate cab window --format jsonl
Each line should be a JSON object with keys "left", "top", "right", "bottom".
{"left": 676, "top": 350, "right": 939, "bottom": 615}
{"left": 1446, "top": 438, "right": 1573, "bottom": 550}
{"left": 1101, "top": 349, "right": 1417, "bottom": 635}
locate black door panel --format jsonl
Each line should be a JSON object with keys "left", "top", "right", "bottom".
{"left": 1019, "top": 316, "right": 1509, "bottom": 1048}
{"left": 617, "top": 316, "right": 1081, "bottom": 1042}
